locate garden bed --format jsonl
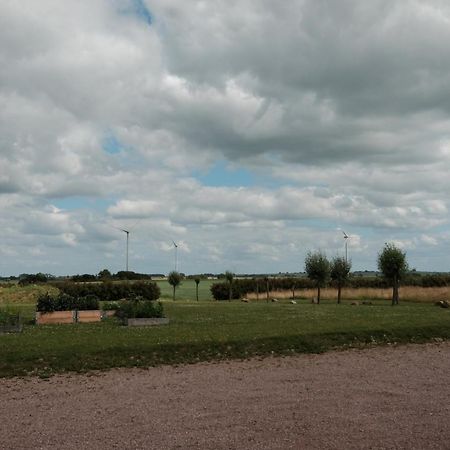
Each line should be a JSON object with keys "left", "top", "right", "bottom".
{"left": 36, "top": 310, "right": 104, "bottom": 324}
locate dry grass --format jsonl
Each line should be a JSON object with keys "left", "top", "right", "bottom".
{"left": 246, "top": 286, "right": 450, "bottom": 303}
{"left": 0, "top": 284, "right": 58, "bottom": 305}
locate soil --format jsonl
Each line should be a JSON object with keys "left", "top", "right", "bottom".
{"left": 1, "top": 342, "right": 449, "bottom": 449}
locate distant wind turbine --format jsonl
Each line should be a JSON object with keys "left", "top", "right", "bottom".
{"left": 342, "top": 230, "right": 349, "bottom": 263}
{"left": 112, "top": 226, "right": 130, "bottom": 272}
{"left": 172, "top": 241, "right": 178, "bottom": 272}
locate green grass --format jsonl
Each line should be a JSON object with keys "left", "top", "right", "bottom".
{"left": 156, "top": 279, "right": 216, "bottom": 301}
{"left": 0, "top": 299, "right": 449, "bottom": 378}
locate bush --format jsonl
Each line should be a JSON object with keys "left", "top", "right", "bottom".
{"left": 210, "top": 282, "right": 241, "bottom": 300}
{"left": 36, "top": 292, "right": 99, "bottom": 312}
{"left": 116, "top": 299, "right": 164, "bottom": 319}
{"left": 53, "top": 281, "right": 160, "bottom": 302}
{"left": 101, "top": 301, "right": 121, "bottom": 311}
{"left": 18, "top": 273, "right": 48, "bottom": 286}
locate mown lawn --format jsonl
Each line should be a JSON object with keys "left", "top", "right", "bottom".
{"left": 0, "top": 300, "right": 449, "bottom": 378}
{"left": 156, "top": 279, "right": 216, "bottom": 301}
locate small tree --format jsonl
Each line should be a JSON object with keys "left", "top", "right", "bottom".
{"left": 224, "top": 271, "right": 234, "bottom": 301}
{"left": 98, "top": 269, "right": 112, "bottom": 280}
{"left": 330, "top": 256, "right": 351, "bottom": 304}
{"left": 194, "top": 277, "right": 201, "bottom": 301}
{"left": 378, "top": 243, "right": 408, "bottom": 305}
{"left": 168, "top": 271, "right": 182, "bottom": 301}
{"left": 305, "top": 251, "right": 330, "bottom": 304}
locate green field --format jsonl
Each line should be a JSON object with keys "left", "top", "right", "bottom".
{"left": 0, "top": 283, "right": 449, "bottom": 378}
{"left": 156, "top": 279, "right": 216, "bottom": 301}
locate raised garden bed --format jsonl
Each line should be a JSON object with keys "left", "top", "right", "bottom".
{"left": 36, "top": 310, "right": 105, "bottom": 324}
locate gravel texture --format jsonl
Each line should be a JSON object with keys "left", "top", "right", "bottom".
{"left": 1, "top": 342, "right": 449, "bottom": 449}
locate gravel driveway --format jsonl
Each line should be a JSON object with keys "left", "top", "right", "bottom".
{"left": 1, "top": 342, "right": 449, "bottom": 449}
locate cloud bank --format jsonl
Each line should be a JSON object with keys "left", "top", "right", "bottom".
{"left": 1, "top": 0, "right": 450, "bottom": 275}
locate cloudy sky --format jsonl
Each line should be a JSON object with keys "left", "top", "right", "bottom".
{"left": 1, "top": 0, "right": 450, "bottom": 276}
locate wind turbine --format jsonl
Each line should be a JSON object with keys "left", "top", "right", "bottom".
{"left": 172, "top": 241, "right": 178, "bottom": 272}
{"left": 121, "top": 229, "right": 130, "bottom": 272}
{"left": 112, "top": 226, "right": 130, "bottom": 272}
{"left": 342, "top": 230, "right": 349, "bottom": 263}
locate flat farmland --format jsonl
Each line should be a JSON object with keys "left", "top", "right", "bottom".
{"left": 0, "top": 284, "right": 449, "bottom": 377}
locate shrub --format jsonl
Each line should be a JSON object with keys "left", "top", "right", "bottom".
{"left": 101, "top": 301, "right": 121, "bottom": 311}
{"left": 54, "top": 281, "right": 161, "bottom": 302}
{"left": 210, "top": 282, "right": 241, "bottom": 300}
{"left": 18, "top": 273, "right": 48, "bottom": 286}
{"left": 116, "top": 299, "right": 164, "bottom": 319}
{"left": 36, "top": 292, "right": 99, "bottom": 312}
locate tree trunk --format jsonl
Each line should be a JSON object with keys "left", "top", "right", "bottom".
{"left": 392, "top": 274, "right": 399, "bottom": 305}
{"left": 266, "top": 280, "right": 269, "bottom": 303}
{"left": 317, "top": 286, "right": 321, "bottom": 304}
{"left": 196, "top": 285, "right": 199, "bottom": 301}
{"left": 256, "top": 283, "right": 259, "bottom": 301}
{"left": 292, "top": 285, "right": 295, "bottom": 300}
{"left": 173, "top": 285, "right": 176, "bottom": 301}
{"left": 337, "top": 284, "right": 341, "bottom": 304}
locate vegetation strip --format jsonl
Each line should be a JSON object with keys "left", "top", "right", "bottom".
{"left": 0, "top": 300, "right": 448, "bottom": 378}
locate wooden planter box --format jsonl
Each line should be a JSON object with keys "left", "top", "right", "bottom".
{"left": 77, "top": 310, "right": 102, "bottom": 323}
{"left": 36, "top": 311, "right": 75, "bottom": 325}
{"left": 126, "top": 318, "right": 169, "bottom": 327}
{"left": 36, "top": 310, "right": 103, "bottom": 324}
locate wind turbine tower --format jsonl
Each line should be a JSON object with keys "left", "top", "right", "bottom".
{"left": 342, "top": 231, "right": 349, "bottom": 263}
{"left": 172, "top": 241, "right": 178, "bottom": 272}
{"left": 121, "top": 229, "right": 130, "bottom": 272}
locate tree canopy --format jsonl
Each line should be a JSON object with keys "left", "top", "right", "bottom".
{"left": 305, "top": 251, "right": 330, "bottom": 304}
{"left": 378, "top": 243, "right": 408, "bottom": 305}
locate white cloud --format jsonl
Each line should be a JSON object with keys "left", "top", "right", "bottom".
{"left": 1, "top": 0, "right": 450, "bottom": 275}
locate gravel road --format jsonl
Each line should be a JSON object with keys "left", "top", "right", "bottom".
{"left": 1, "top": 342, "right": 449, "bottom": 449}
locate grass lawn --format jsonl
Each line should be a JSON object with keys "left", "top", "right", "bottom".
{"left": 156, "top": 279, "right": 216, "bottom": 301}
{"left": 0, "top": 297, "right": 449, "bottom": 378}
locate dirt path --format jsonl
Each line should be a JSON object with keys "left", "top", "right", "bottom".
{"left": 1, "top": 342, "right": 449, "bottom": 449}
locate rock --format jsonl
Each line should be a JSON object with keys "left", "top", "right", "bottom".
{"left": 351, "top": 301, "right": 360, "bottom": 306}
{"left": 435, "top": 300, "right": 449, "bottom": 308}
{"left": 271, "top": 298, "right": 278, "bottom": 303}
{"left": 311, "top": 297, "right": 318, "bottom": 304}
{"left": 241, "top": 298, "right": 249, "bottom": 303}
{"left": 290, "top": 300, "right": 297, "bottom": 304}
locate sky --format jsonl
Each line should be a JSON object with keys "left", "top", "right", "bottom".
{"left": 1, "top": 0, "right": 450, "bottom": 276}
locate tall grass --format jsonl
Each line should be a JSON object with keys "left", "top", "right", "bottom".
{"left": 246, "top": 286, "right": 450, "bottom": 303}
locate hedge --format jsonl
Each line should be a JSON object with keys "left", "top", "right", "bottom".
{"left": 36, "top": 293, "right": 99, "bottom": 312}
{"left": 52, "top": 281, "right": 161, "bottom": 302}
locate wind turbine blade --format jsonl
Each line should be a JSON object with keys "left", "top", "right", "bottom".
{"left": 342, "top": 231, "right": 349, "bottom": 238}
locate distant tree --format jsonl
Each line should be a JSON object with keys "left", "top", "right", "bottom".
{"left": 98, "top": 269, "right": 112, "bottom": 280}
{"left": 330, "top": 256, "right": 352, "bottom": 304}
{"left": 168, "top": 271, "right": 182, "bottom": 301}
{"left": 194, "top": 277, "right": 201, "bottom": 301}
{"left": 224, "top": 271, "right": 234, "bottom": 301}
{"left": 378, "top": 243, "right": 408, "bottom": 305}
{"left": 305, "top": 251, "right": 331, "bottom": 304}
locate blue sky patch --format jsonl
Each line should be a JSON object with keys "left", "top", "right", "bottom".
{"left": 102, "top": 133, "right": 123, "bottom": 155}
{"left": 196, "top": 161, "right": 254, "bottom": 187}
{"left": 117, "top": 0, "right": 153, "bottom": 26}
